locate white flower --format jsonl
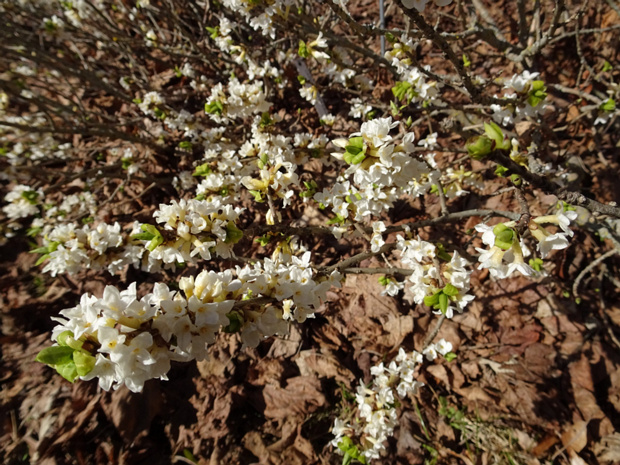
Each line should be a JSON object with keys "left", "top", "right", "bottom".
{"left": 534, "top": 210, "right": 578, "bottom": 237}
{"left": 98, "top": 326, "right": 127, "bottom": 354}
{"left": 3, "top": 184, "right": 42, "bottom": 219}
{"left": 81, "top": 354, "right": 118, "bottom": 391}
{"left": 299, "top": 85, "right": 317, "bottom": 105}
{"left": 423, "top": 345, "right": 438, "bottom": 361}
{"left": 541, "top": 232, "right": 570, "bottom": 257}
{"left": 381, "top": 279, "right": 404, "bottom": 296}
{"left": 504, "top": 70, "right": 540, "bottom": 93}
{"left": 308, "top": 33, "right": 330, "bottom": 60}
{"left": 418, "top": 132, "right": 438, "bottom": 149}
{"left": 355, "top": 117, "right": 398, "bottom": 148}
{"left": 349, "top": 98, "right": 372, "bottom": 119}
{"left": 370, "top": 233, "right": 385, "bottom": 253}
{"left": 145, "top": 29, "right": 157, "bottom": 43}
{"left": 476, "top": 246, "right": 509, "bottom": 278}
{"left": 435, "top": 339, "right": 453, "bottom": 355}
{"left": 321, "top": 114, "right": 336, "bottom": 126}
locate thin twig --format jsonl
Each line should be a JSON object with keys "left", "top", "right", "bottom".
{"left": 514, "top": 187, "right": 531, "bottom": 234}
{"left": 423, "top": 314, "right": 447, "bottom": 350}
{"left": 597, "top": 265, "right": 620, "bottom": 350}
{"left": 515, "top": 0, "right": 565, "bottom": 63}
{"left": 491, "top": 151, "right": 620, "bottom": 218}
{"left": 572, "top": 248, "right": 619, "bottom": 297}
{"left": 394, "top": 0, "right": 483, "bottom": 103}
{"left": 435, "top": 179, "right": 450, "bottom": 216}
{"left": 341, "top": 266, "right": 413, "bottom": 276}
{"left": 249, "top": 208, "right": 520, "bottom": 239}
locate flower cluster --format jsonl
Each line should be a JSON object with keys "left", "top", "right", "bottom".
{"left": 207, "top": 16, "right": 282, "bottom": 80}
{"left": 146, "top": 197, "right": 244, "bottom": 266}
{"left": 316, "top": 117, "right": 433, "bottom": 224}
{"left": 38, "top": 222, "right": 145, "bottom": 277}
{"left": 34, "top": 197, "right": 247, "bottom": 276}
{"left": 137, "top": 91, "right": 165, "bottom": 118}
{"left": 219, "top": 0, "right": 291, "bottom": 39}
{"left": 47, "top": 279, "right": 236, "bottom": 392}
{"left": 475, "top": 208, "right": 577, "bottom": 278}
{"left": 385, "top": 38, "right": 443, "bottom": 107}
{"left": 2, "top": 184, "right": 42, "bottom": 221}
{"left": 397, "top": 235, "right": 474, "bottom": 318}
{"left": 0, "top": 113, "right": 72, "bottom": 167}
{"left": 205, "top": 78, "right": 271, "bottom": 124}
{"left": 490, "top": 70, "right": 550, "bottom": 126}
{"left": 42, "top": 249, "right": 341, "bottom": 392}
{"left": 331, "top": 340, "right": 453, "bottom": 461}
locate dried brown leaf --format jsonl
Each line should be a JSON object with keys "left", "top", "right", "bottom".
{"left": 295, "top": 350, "right": 354, "bottom": 385}
{"left": 561, "top": 420, "right": 588, "bottom": 454}
{"left": 100, "top": 383, "right": 162, "bottom": 441}
{"left": 262, "top": 376, "right": 325, "bottom": 420}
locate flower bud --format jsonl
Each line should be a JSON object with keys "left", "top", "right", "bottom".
{"left": 493, "top": 223, "right": 515, "bottom": 250}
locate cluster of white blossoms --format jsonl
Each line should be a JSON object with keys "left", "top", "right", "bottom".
{"left": 1, "top": 180, "right": 99, "bottom": 242}
{"left": 137, "top": 91, "right": 165, "bottom": 118}
{"left": 2, "top": 184, "right": 42, "bottom": 221}
{"left": 235, "top": 250, "right": 342, "bottom": 337}
{"left": 490, "top": 70, "right": 550, "bottom": 126}
{"left": 219, "top": 0, "right": 295, "bottom": 39}
{"left": 323, "top": 46, "right": 374, "bottom": 91}
{"left": 34, "top": 197, "right": 246, "bottom": 276}
{"left": 398, "top": 235, "right": 474, "bottom": 318}
{"left": 45, "top": 248, "right": 341, "bottom": 392}
{"left": 385, "top": 37, "right": 443, "bottom": 107}
{"left": 237, "top": 117, "right": 330, "bottom": 223}
{"left": 42, "top": 192, "right": 98, "bottom": 223}
{"left": 145, "top": 197, "right": 245, "bottom": 266}
{"left": 316, "top": 117, "right": 433, "bottom": 225}
{"left": 205, "top": 78, "right": 271, "bottom": 124}
{"left": 475, "top": 208, "right": 578, "bottom": 278}
{"left": 38, "top": 222, "right": 145, "bottom": 277}
{"left": 349, "top": 98, "right": 373, "bottom": 119}
{"left": 0, "top": 113, "right": 72, "bottom": 168}
{"left": 367, "top": 225, "right": 474, "bottom": 315}
{"left": 207, "top": 16, "right": 282, "bottom": 81}
{"left": 57, "top": 0, "right": 102, "bottom": 28}
{"left": 331, "top": 340, "right": 453, "bottom": 461}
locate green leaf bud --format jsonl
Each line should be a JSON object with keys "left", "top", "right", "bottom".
{"left": 466, "top": 135, "right": 494, "bottom": 160}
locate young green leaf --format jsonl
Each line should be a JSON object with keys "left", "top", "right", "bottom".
{"left": 73, "top": 351, "right": 96, "bottom": 377}
{"left": 443, "top": 283, "right": 459, "bottom": 297}
{"left": 136, "top": 224, "right": 164, "bottom": 251}
{"left": 35, "top": 345, "right": 75, "bottom": 366}
{"left": 56, "top": 360, "right": 79, "bottom": 383}
{"left": 438, "top": 293, "right": 449, "bottom": 314}
{"left": 466, "top": 135, "right": 494, "bottom": 159}
{"left": 225, "top": 222, "right": 243, "bottom": 244}
{"left": 298, "top": 40, "right": 310, "bottom": 58}
{"left": 193, "top": 162, "right": 212, "bottom": 177}
{"left": 600, "top": 98, "right": 616, "bottom": 112}
{"left": 484, "top": 122, "right": 510, "bottom": 150}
